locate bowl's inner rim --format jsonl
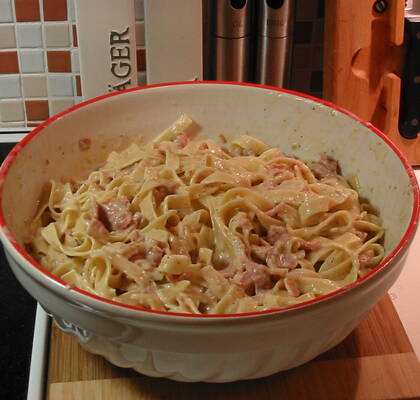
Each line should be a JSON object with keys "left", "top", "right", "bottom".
{"left": 0, "top": 81, "right": 418, "bottom": 320}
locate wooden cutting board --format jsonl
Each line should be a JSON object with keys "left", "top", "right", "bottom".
{"left": 47, "top": 295, "right": 420, "bottom": 400}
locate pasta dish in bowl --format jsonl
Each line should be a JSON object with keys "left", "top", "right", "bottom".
{"left": 0, "top": 82, "right": 417, "bottom": 382}
{"left": 29, "top": 114, "right": 384, "bottom": 315}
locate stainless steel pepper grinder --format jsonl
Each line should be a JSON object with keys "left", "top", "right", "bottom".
{"left": 256, "top": 0, "right": 294, "bottom": 88}
{"left": 213, "top": 0, "right": 252, "bottom": 82}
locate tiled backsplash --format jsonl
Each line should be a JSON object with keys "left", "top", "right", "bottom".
{"left": 0, "top": 0, "right": 146, "bottom": 128}
{"left": 0, "top": 0, "right": 321, "bottom": 127}
{"left": 291, "top": 0, "right": 324, "bottom": 99}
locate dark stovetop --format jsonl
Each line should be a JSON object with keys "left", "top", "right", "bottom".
{"left": 0, "top": 141, "right": 37, "bottom": 400}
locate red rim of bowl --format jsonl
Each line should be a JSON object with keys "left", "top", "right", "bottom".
{"left": 0, "top": 81, "right": 418, "bottom": 319}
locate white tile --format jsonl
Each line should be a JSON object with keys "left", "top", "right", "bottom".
{"left": 135, "top": 21, "right": 145, "bottom": 46}
{"left": 134, "top": 0, "right": 144, "bottom": 20}
{"left": 49, "top": 98, "right": 74, "bottom": 115}
{"left": 0, "top": 99, "right": 24, "bottom": 122}
{"left": 75, "top": 96, "right": 83, "bottom": 104}
{"left": 0, "top": 75, "right": 21, "bottom": 98}
{"left": 0, "top": 0, "right": 13, "bottom": 23}
{"left": 71, "top": 49, "right": 79, "bottom": 72}
{"left": 48, "top": 75, "right": 73, "bottom": 96}
{"left": 0, "top": 24, "right": 16, "bottom": 48}
{"left": 16, "top": 23, "right": 43, "bottom": 48}
{"left": 44, "top": 23, "right": 70, "bottom": 47}
{"left": 22, "top": 74, "right": 47, "bottom": 97}
{"left": 0, "top": 121, "right": 25, "bottom": 127}
{"left": 19, "top": 50, "right": 45, "bottom": 73}
{"left": 68, "top": 0, "right": 76, "bottom": 22}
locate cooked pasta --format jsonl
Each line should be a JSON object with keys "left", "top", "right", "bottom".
{"left": 28, "top": 114, "right": 385, "bottom": 314}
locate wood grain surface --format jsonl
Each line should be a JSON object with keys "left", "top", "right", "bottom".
{"left": 324, "top": 0, "right": 420, "bottom": 165}
{"left": 47, "top": 295, "right": 420, "bottom": 400}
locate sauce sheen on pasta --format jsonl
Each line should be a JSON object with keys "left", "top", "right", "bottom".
{"left": 29, "top": 114, "right": 385, "bottom": 314}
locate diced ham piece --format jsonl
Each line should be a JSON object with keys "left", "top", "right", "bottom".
{"left": 174, "top": 133, "right": 190, "bottom": 148}
{"left": 267, "top": 163, "right": 289, "bottom": 177}
{"left": 299, "top": 239, "right": 322, "bottom": 251}
{"left": 88, "top": 219, "right": 109, "bottom": 241}
{"left": 129, "top": 248, "right": 162, "bottom": 266}
{"left": 284, "top": 278, "right": 300, "bottom": 297}
{"left": 266, "top": 226, "right": 289, "bottom": 245}
{"left": 129, "top": 253, "right": 145, "bottom": 263}
{"left": 359, "top": 249, "right": 377, "bottom": 268}
{"left": 249, "top": 235, "right": 270, "bottom": 246}
{"left": 123, "top": 245, "right": 144, "bottom": 260}
{"left": 156, "top": 181, "right": 179, "bottom": 197}
{"left": 236, "top": 262, "right": 272, "bottom": 295}
{"left": 310, "top": 154, "right": 339, "bottom": 179}
{"left": 266, "top": 251, "right": 298, "bottom": 270}
{"left": 250, "top": 245, "right": 269, "bottom": 262}
{"left": 167, "top": 272, "right": 189, "bottom": 283}
{"left": 78, "top": 138, "right": 91, "bottom": 151}
{"left": 127, "top": 250, "right": 146, "bottom": 263}
{"left": 123, "top": 239, "right": 163, "bottom": 267}
{"left": 98, "top": 197, "right": 132, "bottom": 231}
{"left": 354, "top": 230, "right": 368, "bottom": 241}
{"left": 132, "top": 212, "right": 147, "bottom": 229}
{"left": 146, "top": 246, "right": 164, "bottom": 266}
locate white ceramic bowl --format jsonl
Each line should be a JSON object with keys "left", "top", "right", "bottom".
{"left": 0, "top": 82, "right": 418, "bottom": 383}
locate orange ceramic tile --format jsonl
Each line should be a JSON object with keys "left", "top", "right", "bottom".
{"left": 72, "top": 24, "right": 78, "bottom": 47}
{"left": 136, "top": 49, "right": 146, "bottom": 71}
{"left": 44, "top": 0, "right": 67, "bottom": 21}
{"left": 47, "top": 51, "right": 71, "bottom": 72}
{"left": 25, "top": 100, "right": 49, "bottom": 121}
{"left": 27, "top": 122, "right": 41, "bottom": 127}
{"left": 75, "top": 75, "right": 81, "bottom": 96}
{"left": 0, "top": 51, "right": 19, "bottom": 73}
{"left": 15, "top": 0, "right": 40, "bottom": 22}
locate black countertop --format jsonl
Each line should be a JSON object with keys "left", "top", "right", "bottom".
{"left": 0, "top": 141, "right": 37, "bottom": 400}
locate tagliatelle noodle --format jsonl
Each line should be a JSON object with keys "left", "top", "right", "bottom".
{"left": 29, "top": 114, "right": 385, "bottom": 314}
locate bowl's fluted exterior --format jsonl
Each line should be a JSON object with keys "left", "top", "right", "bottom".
{"left": 4, "top": 242, "right": 410, "bottom": 382}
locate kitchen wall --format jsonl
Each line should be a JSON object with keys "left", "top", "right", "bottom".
{"left": 0, "top": 0, "right": 322, "bottom": 128}
{"left": 0, "top": 0, "right": 146, "bottom": 128}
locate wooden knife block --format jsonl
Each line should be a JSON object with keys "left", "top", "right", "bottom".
{"left": 324, "top": 0, "right": 420, "bottom": 165}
